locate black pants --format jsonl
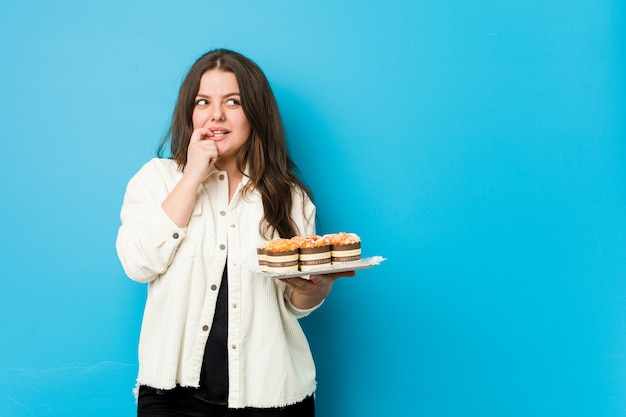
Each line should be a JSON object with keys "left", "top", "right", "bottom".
{"left": 137, "top": 386, "right": 315, "bottom": 417}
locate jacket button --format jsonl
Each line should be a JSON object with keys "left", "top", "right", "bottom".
{"left": 173, "top": 233, "right": 179, "bottom": 239}
{"left": 211, "top": 284, "right": 217, "bottom": 291}
{"left": 202, "top": 325, "right": 209, "bottom": 331}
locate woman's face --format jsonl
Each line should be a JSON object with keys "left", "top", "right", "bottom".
{"left": 192, "top": 69, "right": 252, "bottom": 166}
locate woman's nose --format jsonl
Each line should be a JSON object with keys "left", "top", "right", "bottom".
{"left": 211, "top": 105, "right": 225, "bottom": 121}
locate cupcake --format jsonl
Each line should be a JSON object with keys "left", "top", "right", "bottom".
{"left": 264, "top": 238, "right": 300, "bottom": 272}
{"left": 326, "top": 232, "right": 361, "bottom": 264}
{"left": 256, "top": 242, "right": 269, "bottom": 272}
{"left": 298, "top": 235, "right": 331, "bottom": 272}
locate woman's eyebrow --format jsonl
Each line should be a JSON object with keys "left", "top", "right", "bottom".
{"left": 195, "top": 92, "right": 241, "bottom": 98}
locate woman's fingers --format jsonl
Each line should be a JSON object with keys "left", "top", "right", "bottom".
{"left": 185, "top": 129, "right": 218, "bottom": 181}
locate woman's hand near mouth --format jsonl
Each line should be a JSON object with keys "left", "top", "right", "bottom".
{"left": 160, "top": 127, "right": 218, "bottom": 227}
{"left": 186, "top": 127, "right": 219, "bottom": 183}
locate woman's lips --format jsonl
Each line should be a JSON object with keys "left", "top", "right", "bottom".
{"left": 209, "top": 128, "right": 230, "bottom": 141}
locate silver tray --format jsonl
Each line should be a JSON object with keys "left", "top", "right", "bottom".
{"left": 258, "top": 256, "right": 386, "bottom": 279}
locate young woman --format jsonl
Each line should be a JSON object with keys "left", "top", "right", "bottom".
{"left": 116, "top": 49, "right": 354, "bottom": 417}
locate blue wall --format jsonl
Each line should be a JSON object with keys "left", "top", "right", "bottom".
{"left": 1, "top": 1, "right": 625, "bottom": 416}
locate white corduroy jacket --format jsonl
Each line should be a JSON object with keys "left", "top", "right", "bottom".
{"left": 116, "top": 158, "right": 320, "bottom": 408}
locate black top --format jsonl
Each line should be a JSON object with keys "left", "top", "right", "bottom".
{"left": 189, "top": 264, "right": 229, "bottom": 404}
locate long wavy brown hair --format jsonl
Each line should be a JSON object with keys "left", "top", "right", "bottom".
{"left": 158, "top": 49, "right": 312, "bottom": 239}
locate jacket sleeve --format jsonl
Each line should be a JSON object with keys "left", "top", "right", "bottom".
{"left": 115, "top": 159, "right": 187, "bottom": 283}
{"left": 283, "top": 187, "right": 322, "bottom": 317}
{"left": 292, "top": 187, "right": 316, "bottom": 237}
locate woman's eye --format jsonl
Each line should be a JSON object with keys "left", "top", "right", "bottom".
{"left": 195, "top": 99, "right": 208, "bottom": 106}
{"left": 226, "top": 98, "right": 241, "bottom": 106}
